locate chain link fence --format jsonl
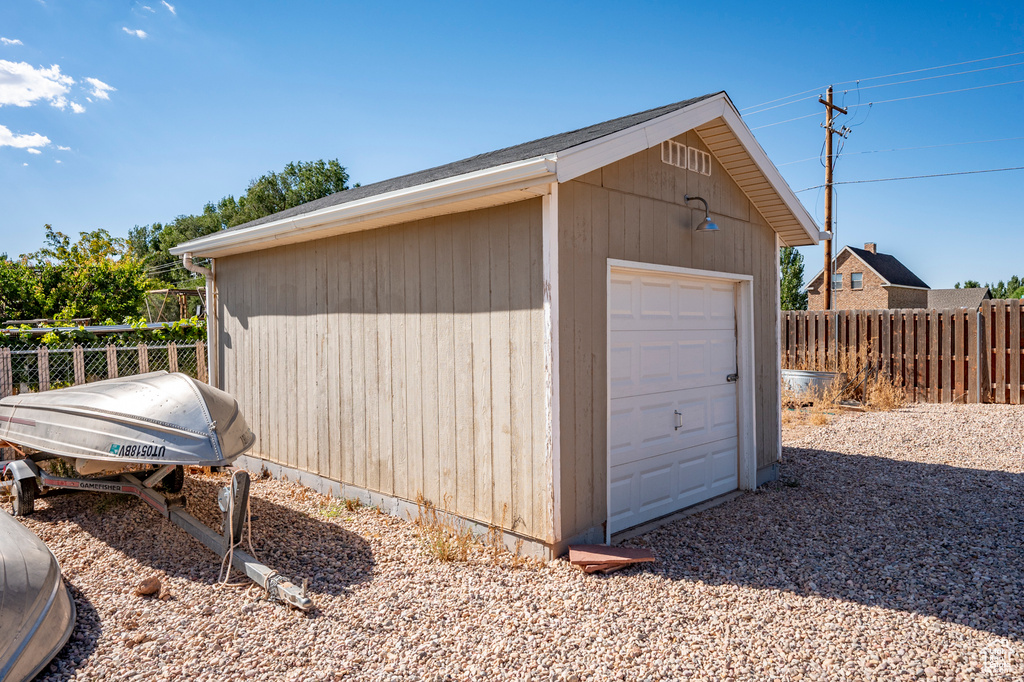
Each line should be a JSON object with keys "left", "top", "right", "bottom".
{"left": 0, "top": 341, "right": 207, "bottom": 396}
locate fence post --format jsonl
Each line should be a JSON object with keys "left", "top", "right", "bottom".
{"left": 0, "top": 347, "right": 11, "bottom": 398}
{"left": 196, "top": 340, "right": 208, "bottom": 383}
{"left": 138, "top": 343, "right": 149, "bottom": 374}
{"left": 106, "top": 344, "right": 119, "bottom": 379}
{"left": 168, "top": 342, "right": 178, "bottom": 373}
{"left": 73, "top": 345, "right": 86, "bottom": 385}
{"left": 1011, "top": 299, "right": 1021, "bottom": 405}
{"left": 37, "top": 346, "right": 50, "bottom": 392}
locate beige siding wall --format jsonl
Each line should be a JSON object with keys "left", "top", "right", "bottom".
{"left": 215, "top": 199, "right": 552, "bottom": 541}
{"left": 557, "top": 130, "right": 781, "bottom": 539}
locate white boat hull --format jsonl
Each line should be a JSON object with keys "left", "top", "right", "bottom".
{"left": 0, "top": 372, "right": 255, "bottom": 470}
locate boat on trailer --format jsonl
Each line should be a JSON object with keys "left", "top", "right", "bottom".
{"left": 1, "top": 371, "right": 313, "bottom": 612}
{"left": 0, "top": 507, "right": 76, "bottom": 682}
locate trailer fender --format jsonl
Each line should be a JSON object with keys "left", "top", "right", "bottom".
{"left": 2, "top": 458, "right": 40, "bottom": 483}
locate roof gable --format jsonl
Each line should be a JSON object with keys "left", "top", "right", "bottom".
{"left": 807, "top": 245, "right": 930, "bottom": 290}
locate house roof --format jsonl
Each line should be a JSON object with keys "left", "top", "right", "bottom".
{"left": 232, "top": 94, "right": 720, "bottom": 232}
{"left": 927, "top": 287, "right": 991, "bottom": 309}
{"left": 172, "top": 92, "right": 820, "bottom": 258}
{"left": 807, "top": 245, "right": 930, "bottom": 290}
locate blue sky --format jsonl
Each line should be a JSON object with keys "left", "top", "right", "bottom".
{"left": 2, "top": 0, "right": 1022, "bottom": 289}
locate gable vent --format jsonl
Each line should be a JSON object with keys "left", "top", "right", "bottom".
{"left": 660, "top": 140, "right": 711, "bottom": 176}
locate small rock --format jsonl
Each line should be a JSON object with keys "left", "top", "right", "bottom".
{"left": 134, "top": 576, "right": 161, "bottom": 597}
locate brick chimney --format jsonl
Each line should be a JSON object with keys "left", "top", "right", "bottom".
{"left": 864, "top": 242, "right": 877, "bottom": 254}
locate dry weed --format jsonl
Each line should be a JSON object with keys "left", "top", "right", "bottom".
{"left": 864, "top": 374, "right": 906, "bottom": 411}
{"left": 413, "top": 493, "right": 473, "bottom": 563}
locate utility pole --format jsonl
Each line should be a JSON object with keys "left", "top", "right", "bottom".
{"left": 819, "top": 86, "right": 848, "bottom": 310}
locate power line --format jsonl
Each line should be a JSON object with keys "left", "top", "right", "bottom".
{"left": 751, "top": 79, "right": 1024, "bottom": 130}
{"left": 794, "top": 165, "right": 1024, "bottom": 192}
{"left": 777, "top": 136, "right": 1024, "bottom": 166}
{"left": 833, "top": 49, "right": 1024, "bottom": 88}
{"left": 740, "top": 50, "right": 1024, "bottom": 115}
{"left": 750, "top": 112, "right": 822, "bottom": 130}
{"left": 851, "top": 60, "right": 1024, "bottom": 92}
{"left": 847, "top": 78, "right": 1024, "bottom": 107}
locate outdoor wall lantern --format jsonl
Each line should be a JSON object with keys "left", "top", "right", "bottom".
{"left": 684, "top": 195, "right": 719, "bottom": 232}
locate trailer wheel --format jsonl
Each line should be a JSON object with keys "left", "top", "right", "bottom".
{"left": 161, "top": 465, "right": 185, "bottom": 494}
{"left": 12, "top": 478, "right": 37, "bottom": 517}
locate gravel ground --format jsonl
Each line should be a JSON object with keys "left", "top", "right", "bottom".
{"left": 13, "top": 402, "right": 1024, "bottom": 681}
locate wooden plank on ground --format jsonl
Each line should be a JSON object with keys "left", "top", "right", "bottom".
{"left": 568, "top": 545, "right": 656, "bottom": 565}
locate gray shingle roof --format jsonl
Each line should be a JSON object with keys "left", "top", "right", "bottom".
{"left": 927, "top": 287, "right": 991, "bottom": 309}
{"left": 228, "top": 93, "right": 722, "bottom": 232}
{"left": 847, "top": 246, "right": 930, "bottom": 289}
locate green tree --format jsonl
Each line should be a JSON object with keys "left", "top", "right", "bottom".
{"left": 132, "top": 159, "right": 350, "bottom": 287}
{"left": 0, "top": 254, "right": 44, "bottom": 321}
{"left": 780, "top": 246, "right": 807, "bottom": 310}
{"left": 954, "top": 277, "right": 1023, "bottom": 298}
{"left": 17, "top": 225, "right": 150, "bottom": 321}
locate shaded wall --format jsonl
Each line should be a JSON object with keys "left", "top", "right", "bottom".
{"left": 215, "top": 199, "right": 553, "bottom": 541}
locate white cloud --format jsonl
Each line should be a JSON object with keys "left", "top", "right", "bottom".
{"left": 142, "top": 5, "right": 154, "bottom": 12}
{"left": 70, "top": 101, "right": 84, "bottom": 113}
{"left": 23, "top": 162, "right": 27, "bottom": 166}
{"left": 84, "top": 77, "right": 115, "bottom": 100}
{"left": 26, "top": 148, "right": 41, "bottom": 154}
{"left": 57, "top": 145, "right": 70, "bottom": 151}
{"left": 1, "top": 38, "right": 23, "bottom": 46}
{"left": 122, "top": 27, "right": 148, "bottom": 39}
{"left": 161, "top": 1, "right": 176, "bottom": 15}
{"left": 0, "top": 60, "right": 73, "bottom": 108}
{"left": 55, "top": 159, "right": 61, "bottom": 163}
{"left": 0, "top": 124, "right": 50, "bottom": 150}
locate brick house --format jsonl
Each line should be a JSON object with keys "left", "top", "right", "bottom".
{"left": 806, "top": 243, "right": 930, "bottom": 310}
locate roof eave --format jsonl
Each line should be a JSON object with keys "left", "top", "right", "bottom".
{"left": 171, "top": 156, "right": 558, "bottom": 258}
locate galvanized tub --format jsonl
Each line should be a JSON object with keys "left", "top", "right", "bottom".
{"left": 781, "top": 369, "right": 847, "bottom": 396}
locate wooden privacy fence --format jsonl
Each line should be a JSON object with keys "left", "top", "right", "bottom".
{"left": 781, "top": 300, "right": 1024, "bottom": 404}
{"left": 0, "top": 341, "right": 207, "bottom": 398}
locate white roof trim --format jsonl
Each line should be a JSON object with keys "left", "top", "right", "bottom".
{"left": 171, "top": 156, "right": 557, "bottom": 257}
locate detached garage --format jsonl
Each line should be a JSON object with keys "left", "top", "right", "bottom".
{"left": 172, "top": 92, "right": 818, "bottom": 556}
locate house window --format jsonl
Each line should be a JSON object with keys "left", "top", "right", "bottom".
{"left": 851, "top": 272, "right": 863, "bottom": 290}
{"left": 832, "top": 273, "right": 842, "bottom": 290}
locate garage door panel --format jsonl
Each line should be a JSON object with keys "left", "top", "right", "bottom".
{"left": 610, "top": 273, "right": 736, "bottom": 332}
{"left": 609, "top": 384, "right": 736, "bottom": 464}
{"left": 608, "top": 266, "right": 740, "bottom": 535}
{"left": 610, "top": 329, "right": 735, "bottom": 398}
{"left": 608, "top": 437, "right": 739, "bottom": 530}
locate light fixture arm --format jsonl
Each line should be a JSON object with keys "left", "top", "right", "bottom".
{"left": 684, "top": 194, "right": 709, "bottom": 215}
{"left": 683, "top": 194, "right": 719, "bottom": 232}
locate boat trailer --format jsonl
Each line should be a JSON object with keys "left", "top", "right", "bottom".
{"left": 1, "top": 458, "right": 313, "bottom": 611}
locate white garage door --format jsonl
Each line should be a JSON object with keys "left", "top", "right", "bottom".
{"left": 607, "top": 268, "right": 739, "bottom": 535}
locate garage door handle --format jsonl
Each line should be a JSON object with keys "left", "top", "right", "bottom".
{"left": 726, "top": 373, "right": 738, "bottom": 383}
{"left": 674, "top": 410, "right": 682, "bottom": 430}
